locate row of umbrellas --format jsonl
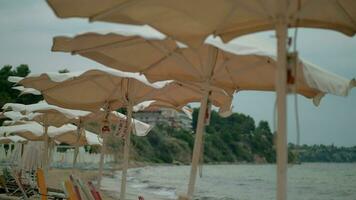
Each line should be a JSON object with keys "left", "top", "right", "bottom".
{"left": 5, "top": 1, "right": 356, "bottom": 199}
{"left": 0, "top": 99, "right": 153, "bottom": 182}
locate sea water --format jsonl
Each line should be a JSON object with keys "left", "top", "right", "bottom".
{"left": 101, "top": 163, "right": 356, "bottom": 200}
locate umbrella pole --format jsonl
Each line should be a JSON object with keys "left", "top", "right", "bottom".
{"left": 72, "top": 126, "right": 81, "bottom": 173}
{"left": 185, "top": 89, "right": 210, "bottom": 199}
{"left": 97, "top": 135, "right": 107, "bottom": 188}
{"left": 120, "top": 104, "right": 133, "bottom": 200}
{"left": 43, "top": 125, "right": 49, "bottom": 174}
{"left": 276, "top": 10, "right": 288, "bottom": 200}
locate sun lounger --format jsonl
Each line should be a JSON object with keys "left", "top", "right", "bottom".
{"left": 36, "top": 168, "right": 66, "bottom": 200}
{"left": 64, "top": 179, "right": 78, "bottom": 200}
{"left": 87, "top": 181, "right": 102, "bottom": 200}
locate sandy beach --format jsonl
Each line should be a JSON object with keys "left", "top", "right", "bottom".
{"left": 47, "top": 168, "right": 115, "bottom": 200}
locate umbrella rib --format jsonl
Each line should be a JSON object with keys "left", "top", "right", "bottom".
{"left": 220, "top": 52, "right": 238, "bottom": 91}
{"left": 214, "top": 1, "right": 240, "bottom": 35}
{"left": 90, "top": 0, "right": 140, "bottom": 22}
{"left": 139, "top": 46, "right": 180, "bottom": 74}
{"left": 335, "top": 1, "right": 356, "bottom": 27}
{"left": 144, "top": 40, "right": 201, "bottom": 75}
{"left": 289, "top": 0, "right": 315, "bottom": 22}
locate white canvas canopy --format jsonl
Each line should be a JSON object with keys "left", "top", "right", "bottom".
{"left": 10, "top": 69, "right": 166, "bottom": 191}
{"left": 0, "top": 135, "right": 27, "bottom": 144}
{"left": 47, "top": 0, "right": 356, "bottom": 48}
{"left": 2, "top": 101, "right": 90, "bottom": 127}
{"left": 0, "top": 121, "right": 101, "bottom": 146}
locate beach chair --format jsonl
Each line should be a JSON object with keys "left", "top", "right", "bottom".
{"left": 36, "top": 168, "right": 66, "bottom": 200}
{"left": 11, "top": 170, "right": 30, "bottom": 200}
{"left": 63, "top": 180, "right": 78, "bottom": 200}
{"left": 0, "top": 174, "right": 10, "bottom": 194}
{"left": 74, "top": 178, "right": 95, "bottom": 200}
{"left": 69, "top": 175, "right": 82, "bottom": 200}
{"left": 1, "top": 168, "right": 35, "bottom": 199}
{"left": 87, "top": 181, "right": 102, "bottom": 200}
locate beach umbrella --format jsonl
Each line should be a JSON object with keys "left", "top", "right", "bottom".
{"left": 82, "top": 110, "right": 153, "bottom": 187}
{"left": 11, "top": 69, "right": 233, "bottom": 200}
{"left": 9, "top": 69, "right": 168, "bottom": 199}
{"left": 46, "top": 0, "right": 356, "bottom": 48}
{"left": 2, "top": 101, "right": 91, "bottom": 172}
{"left": 47, "top": 2, "right": 356, "bottom": 199}
{"left": 0, "top": 120, "right": 101, "bottom": 171}
{"left": 0, "top": 135, "right": 27, "bottom": 144}
{"left": 8, "top": 84, "right": 156, "bottom": 187}
{"left": 0, "top": 120, "right": 101, "bottom": 145}
{"left": 51, "top": 29, "right": 355, "bottom": 199}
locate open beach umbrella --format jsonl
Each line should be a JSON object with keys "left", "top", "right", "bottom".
{"left": 0, "top": 120, "right": 101, "bottom": 172}
{"left": 11, "top": 69, "right": 233, "bottom": 200}
{"left": 82, "top": 110, "right": 153, "bottom": 187}
{"left": 9, "top": 69, "right": 168, "bottom": 199}
{"left": 7, "top": 83, "right": 157, "bottom": 187}
{"left": 8, "top": 87, "right": 153, "bottom": 172}
{"left": 2, "top": 101, "right": 92, "bottom": 172}
{"left": 47, "top": 2, "right": 356, "bottom": 199}
{"left": 0, "top": 120, "right": 101, "bottom": 146}
{"left": 51, "top": 29, "right": 355, "bottom": 199}
{"left": 0, "top": 135, "right": 27, "bottom": 144}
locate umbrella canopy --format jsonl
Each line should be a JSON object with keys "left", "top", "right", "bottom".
{"left": 2, "top": 101, "right": 90, "bottom": 127}
{"left": 10, "top": 69, "right": 165, "bottom": 112}
{"left": 0, "top": 121, "right": 101, "bottom": 146}
{"left": 0, "top": 135, "right": 27, "bottom": 144}
{"left": 47, "top": 0, "right": 356, "bottom": 47}
{"left": 9, "top": 69, "right": 173, "bottom": 195}
{"left": 51, "top": 31, "right": 355, "bottom": 105}
{"left": 83, "top": 110, "right": 153, "bottom": 137}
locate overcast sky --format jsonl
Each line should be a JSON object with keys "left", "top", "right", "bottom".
{"left": 0, "top": 1, "right": 355, "bottom": 146}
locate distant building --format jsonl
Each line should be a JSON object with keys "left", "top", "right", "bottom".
{"left": 133, "top": 108, "right": 192, "bottom": 131}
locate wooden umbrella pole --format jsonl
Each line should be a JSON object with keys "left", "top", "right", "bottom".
{"left": 97, "top": 127, "right": 107, "bottom": 188}
{"left": 43, "top": 125, "right": 49, "bottom": 175}
{"left": 72, "top": 125, "right": 81, "bottom": 173}
{"left": 185, "top": 87, "right": 210, "bottom": 199}
{"left": 275, "top": 5, "right": 288, "bottom": 200}
{"left": 120, "top": 104, "right": 133, "bottom": 200}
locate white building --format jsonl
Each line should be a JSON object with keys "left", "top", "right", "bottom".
{"left": 133, "top": 108, "right": 192, "bottom": 130}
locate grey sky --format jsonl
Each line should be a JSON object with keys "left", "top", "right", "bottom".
{"left": 0, "top": 1, "right": 355, "bottom": 146}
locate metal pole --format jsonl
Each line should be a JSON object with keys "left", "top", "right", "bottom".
{"left": 120, "top": 104, "right": 133, "bottom": 200}
{"left": 275, "top": 2, "right": 288, "bottom": 199}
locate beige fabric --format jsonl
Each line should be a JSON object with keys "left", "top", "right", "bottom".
{"left": 143, "top": 81, "right": 233, "bottom": 116}
{"left": 0, "top": 135, "right": 27, "bottom": 144}
{"left": 47, "top": 0, "right": 356, "bottom": 47}
{"left": 0, "top": 121, "right": 100, "bottom": 146}
{"left": 13, "top": 69, "right": 233, "bottom": 114}
{"left": 2, "top": 101, "right": 90, "bottom": 127}
{"left": 83, "top": 110, "right": 152, "bottom": 136}
{"left": 52, "top": 32, "right": 355, "bottom": 105}
{"left": 12, "top": 69, "right": 164, "bottom": 112}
